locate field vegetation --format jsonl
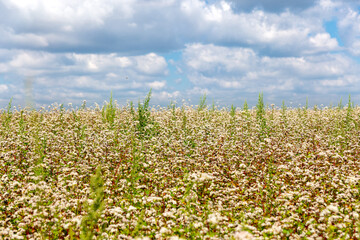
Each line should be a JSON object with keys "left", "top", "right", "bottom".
{"left": 0, "top": 92, "right": 360, "bottom": 239}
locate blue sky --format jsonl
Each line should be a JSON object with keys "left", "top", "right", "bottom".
{"left": 1, "top": 0, "right": 360, "bottom": 109}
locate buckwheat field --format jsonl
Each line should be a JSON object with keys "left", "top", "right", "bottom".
{"left": 1, "top": 93, "right": 360, "bottom": 239}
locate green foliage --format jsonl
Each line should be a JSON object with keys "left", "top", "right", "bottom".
{"left": 81, "top": 166, "right": 105, "bottom": 240}
{"left": 281, "top": 100, "right": 287, "bottom": 126}
{"left": 136, "top": 89, "right": 153, "bottom": 137}
{"left": 129, "top": 100, "right": 135, "bottom": 116}
{"left": 256, "top": 93, "right": 267, "bottom": 140}
{"left": 229, "top": 104, "right": 237, "bottom": 136}
{"left": 256, "top": 93, "right": 265, "bottom": 118}
{"left": 19, "top": 109, "right": 26, "bottom": 134}
{"left": 181, "top": 106, "right": 187, "bottom": 132}
{"left": 33, "top": 134, "right": 50, "bottom": 183}
{"left": 101, "top": 91, "right": 116, "bottom": 127}
{"left": 243, "top": 100, "right": 248, "bottom": 112}
{"left": 81, "top": 100, "right": 87, "bottom": 110}
{"left": 59, "top": 104, "right": 65, "bottom": 122}
{"left": 6, "top": 97, "right": 13, "bottom": 115}
{"left": 168, "top": 100, "right": 176, "bottom": 111}
{"left": 347, "top": 94, "right": 352, "bottom": 110}
{"left": 198, "top": 93, "right": 207, "bottom": 111}
{"left": 242, "top": 100, "right": 251, "bottom": 125}
{"left": 345, "top": 94, "right": 353, "bottom": 129}
{"left": 338, "top": 97, "right": 343, "bottom": 110}
{"left": 129, "top": 89, "right": 158, "bottom": 139}
{"left": 230, "top": 104, "right": 236, "bottom": 118}
{"left": 2, "top": 97, "right": 13, "bottom": 128}
{"left": 168, "top": 101, "right": 177, "bottom": 121}
{"left": 72, "top": 109, "right": 79, "bottom": 122}
{"left": 211, "top": 100, "right": 216, "bottom": 112}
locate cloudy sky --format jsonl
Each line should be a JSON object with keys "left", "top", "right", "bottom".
{"left": 1, "top": 0, "right": 360, "bottom": 109}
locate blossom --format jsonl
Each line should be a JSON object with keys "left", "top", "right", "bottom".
{"left": 233, "top": 231, "right": 254, "bottom": 240}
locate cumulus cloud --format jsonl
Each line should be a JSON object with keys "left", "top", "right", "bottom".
{"left": 0, "top": 49, "right": 169, "bottom": 106}
{"left": 1, "top": 50, "right": 167, "bottom": 77}
{"left": 182, "top": 43, "right": 360, "bottom": 101}
{"left": 0, "top": 0, "right": 188, "bottom": 53}
{"left": 153, "top": 90, "right": 181, "bottom": 102}
{"left": 337, "top": 8, "right": 360, "bottom": 56}
{"left": 0, "top": 84, "right": 8, "bottom": 93}
{"left": 308, "top": 33, "right": 339, "bottom": 52}
{"left": 348, "top": 40, "right": 360, "bottom": 56}
{"left": 134, "top": 53, "right": 168, "bottom": 75}
{"left": 223, "top": 0, "right": 315, "bottom": 13}
{"left": 0, "top": 0, "right": 345, "bottom": 56}
{"left": 148, "top": 81, "right": 166, "bottom": 90}
{"left": 178, "top": 0, "right": 341, "bottom": 56}
{"left": 0, "top": 0, "right": 360, "bottom": 107}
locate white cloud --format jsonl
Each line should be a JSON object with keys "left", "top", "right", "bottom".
{"left": 338, "top": 8, "right": 360, "bottom": 56}
{"left": 183, "top": 43, "right": 360, "bottom": 95}
{"left": 0, "top": 0, "right": 360, "bottom": 107}
{"left": 203, "top": 1, "right": 231, "bottom": 22}
{"left": 0, "top": 50, "right": 60, "bottom": 75}
{"left": 0, "top": 27, "right": 49, "bottom": 48}
{"left": 308, "top": 33, "right": 339, "bottom": 51}
{"left": 153, "top": 91, "right": 181, "bottom": 101}
{"left": 9, "top": 51, "right": 56, "bottom": 69}
{"left": 261, "top": 54, "right": 353, "bottom": 78}
{"left": 135, "top": 53, "right": 168, "bottom": 75}
{"left": 0, "top": 49, "right": 169, "bottom": 106}
{"left": 185, "top": 43, "right": 257, "bottom": 73}
{"left": 0, "top": 0, "right": 346, "bottom": 56}
{"left": 349, "top": 40, "right": 360, "bottom": 56}
{"left": 225, "top": 0, "right": 316, "bottom": 13}
{"left": 0, "top": 84, "right": 9, "bottom": 93}
{"left": 3, "top": 0, "right": 115, "bottom": 26}
{"left": 318, "top": 0, "right": 339, "bottom": 10}
{"left": 186, "top": 87, "right": 211, "bottom": 96}
{"left": 69, "top": 53, "right": 135, "bottom": 72}
{"left": 148, "top": 81, "right": 166, "bottom": 90}
{"left": 178, "top": 1, "right": 341, "bottom": 56}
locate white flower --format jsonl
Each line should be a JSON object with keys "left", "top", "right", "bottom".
{"left": 318, "top": 151, "right": 327, "bottom": 157}
{"left": 109, "top": 207, "right": 124, "bottom": 217}
{"left": 159, "top": 227, "right": 171, "bottom": 234}
{"left": 62, "top": 222, "right": 71, "bottom": 229}
{"left": 190, "top": 172, "right": 215, "bottom": 182}
{"left": 72, "top": 216, "right": 82, "bottom": 227}
{"left": 233, "top": 231, "right": 254, "bottom": 240}
{"left": 169, "top": 236, "right": 185, "bottom": 240}
{"left": 270, "top": 222, "right": 282, "bottom": 234}
{"left": 193, "top": 221, "right": 203, "bottom": 228}
{"left": 144, "top": 196, "right": 162, "bottom": 204}
{"left": 10, "top": 233, "right": 24, "bottom": 240}
{"left": 320, "top": 208, "right": 330, "bottom": 217}
{"left": 1, "top": 174, "right": 8, "bottom": 183}
{"left": 327, "top": 205, "right": 338, "bottom": 213}
{"left": 351, "top": 212, "right": 359, "bottom": 219}
{"left": 264, "top": 138, "right": 271, "bottom": 143}
{"left": 207, "top": 212, "right": 226, "bottom": 225}
{"left": 128, "top": 205, "right": 137, "bottom": 212}
{"left": 163, "top": 210, "right": 176, "bottom": 218}
{"left": 286, "top": 143, "right": 293, "bottom": 148}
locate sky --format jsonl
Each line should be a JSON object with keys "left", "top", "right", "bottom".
{"left": 1, "top": 0, "right": 360, "bottom": 109}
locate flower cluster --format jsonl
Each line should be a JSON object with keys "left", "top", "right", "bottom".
{"left": 0, "top": 103, "right": 359, "bottom": 239}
